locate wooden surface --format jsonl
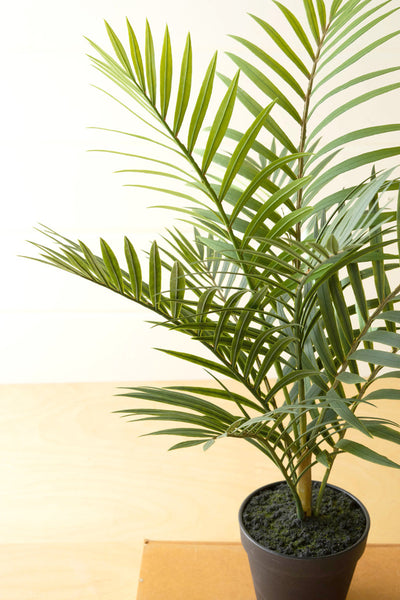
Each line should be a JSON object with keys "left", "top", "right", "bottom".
{"left": 0, "top": 380, "right": 399, "bottom": 599}
{"left": 136, "top": 541, "right": 400, "bottom": 600}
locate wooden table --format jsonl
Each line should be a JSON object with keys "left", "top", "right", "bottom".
{"left": 0, "top": 381, "right": 399, "bottom": 599}
{"left": 136, "top": 541, "right": 400, "bottom": 600}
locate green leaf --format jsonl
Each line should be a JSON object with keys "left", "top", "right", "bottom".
{"left": 327, "top": 0, "right": 385, "bottom": 40}
{"left": 321, "top": 170, "right": 394, "bottom": 247}
{"left": 349, "top": 349, "right": 400, "bottom": 370}
{"left": 156, "top": 348, "right": 235, "bottom": 379}
{"left": 317, "top": 282, "right": 345, "bottom": 362}
{"left": 103, "top": 147, "right": 189, "bottom": 173}
{"left": 309, "top": 322, "right": 337, "bottom": 381}
{"left": 230, "top": 153, "right": 307, "bottom": 225}
{"left": 328, "top": 274, "right": 353, "bottom": 347}
{"left": 218, "top": 75, "right": 298, "bottom": 153}
{"left": 196, "top": 288, "right": 218, "bottom": 335}
{"left": 242, "top": 177, "right": 311, "bottom": 242}
{"left": 316, "top": 0, "right": 327, "bottom": 29}
{"left": 126, "top": 18, "right": 146, "bottom": 90}
{"left": 228, "top": 37, "right": 306, "bottom": 98}
{"left": 363, "top": 421, "right": 400, "bottom": 445}
{"left": 373, "top": 311, "right": 400, "bottom": 324}
{"left": 202, "top": 70, "right": 240, "bottom": 173}
{"left": 327, "top": 391, "right": 371, "bottom": 437}
{"left": 169, "top": 440, "right": 208, "bottom": 450}
{"left": 187, "top": 52, "right": 217, "bottom": 153}
{"left": 336, "top": 439, "right": 400, "bottom": 469}
{"left": 315, "top": 29, "right": 400, "bottom": 92}
{"left": 126, "top": 407, "right": 226, "bottom": 433}
{"left": 213, "top": 290, "right": 246, "bottom": 350}
{"left": 308, "top": 83, "right": 400, "bottom": 144}
{"left": 160, "top": 25, "right": 173, "bottom": 118}
{"left": 219, "top": 101, "right": 276, "bottom": 200}
{"left": 129, "top": 184, "right": 205, "bottom": 204}
{"left": 149, "top": 241, "right": 162, "bottom": 308}
{"left": 145, "top": 20, "right": 156, "bottom": 104}
{"left": 217, "top": 126, "right": 298, "bottom": 180}
{"left": 328, "top": 1, "right": 379, "bottom": 36}
{"left": 86, "top": 37, "right": 126, "bottom": 80}
{"left": 309, "top": 70, "right": 400, "bottom": 121}
{"left": 168, "top": 385, "right": 263, "bottom": 412}
{"left": 273, "top": 2, "right": 315, "bottom": 59}
{"left": 100, "top": 238, "right": 124, "bottom": 293}
{"left": 203, "top": 438, "right": 216, "bottom": 451}
{"left": 226, "top": 53, "right": 302, "bottom": 124}
{"left": 124, "top": 237, "right": 142, "bottom": 300}
{"left": 173, "top": 33, "right": 192, "bottom": 135}
{"left": 315, "top": 448, "right": 332, "bottom": 468}
{"left": 78, "top": 240, "right": 108, "bottom": 285}
{"left": 330, "top": 0, "right": 344, "bottom": 19}
{"left": 33, "top": 244, "right": 90, "bottom": 278}
{"left": 347, "top": 263, "right": 369, "bottom": 326}
{"left": 120, "top": 386, "right": 236, "bottom": 423}
{"left": 90, "top": 55, "right": 154, "bottom": 112}
{"left": 303, "top": 0, "right": 320, "bottom": 43}
{"left": 230, "top": 288, "right": 268, "bottom": 367}
{"left": 250, "top": 13, "right": 310, "bottom": 77}
{"left": 170, "top": 261, "right": 185, "bottom": 319}
{"left": 254, "top": 336, "right": 298, "bottom": 390}
{"left": 336, "top": 372, "right": 366, "bottom": 384}
{"left": 117, "top": 168, "right": 193, "bottom": 186}
{"left": 376, "top": 370, "right": 400, "bottom": 381}
{"left": 362, "top": 331, "right": 400, "bottom": 349}
{"left": 166, "top": 228, "right": 204, "bottom": 272}
{"left": 243, "top": 325, "right": 293, "bottom": 380}
{"left": 364, "top": 389, "right": 400, "bottom": 401}
{"left": 104, "top": 21, "right": 135, "bottom": 80}
{"left": 305, "top": 148, "right": 400, "bottom": 199}
{"left": 143, "top": 427, "right": 217, "bottom": 438}
{"left": 264, "top": 369, "right": 322, "bottom": 405}
{"left": 321, "top": 4, "right": 398, "bottom": 67}
{"left": 267, "top": 206, "right": 314, "bottom": 240}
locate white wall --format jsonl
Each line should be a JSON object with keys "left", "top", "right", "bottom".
{"left": 2, "top": 0, "right": 399, "bottom": 383}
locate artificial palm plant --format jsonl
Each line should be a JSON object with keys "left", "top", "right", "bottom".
{"left": 31, "top": 0, "right": 400, "bottom": 520}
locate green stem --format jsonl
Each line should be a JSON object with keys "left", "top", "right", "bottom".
{"left": 292, "top": 19, "right": 333, "bottom": 518}
{"left": 251, "top": 436, "right": 305, "bottom": 519}
{"left": 314, "top": 466, "right": 331, "bottom": 516}
{"left": 275, "top": 361, "right": 300, "bottom": 445}
{"left": 295, "top": 22, "right": 329, "bottom": 216}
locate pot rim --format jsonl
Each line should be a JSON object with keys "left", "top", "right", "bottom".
{"left": 238, "top": 480, "right": 371, "bottom": 562}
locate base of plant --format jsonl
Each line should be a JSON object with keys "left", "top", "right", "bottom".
{"left": 242, "top": 481, "right": 367, "bottom": 558}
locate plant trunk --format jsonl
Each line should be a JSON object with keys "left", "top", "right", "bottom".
{"left": 297, "top": 450, "right": 312, "bottom": 517}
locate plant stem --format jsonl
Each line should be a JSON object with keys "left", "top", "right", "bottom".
{"left": 314, "top": 466, "right": 331, "bottom": 516}
{"left": 295, "top": 23, "right": 328, "bottom": 213}
{"left": 293, "top": 20, "right": 332, "bottom": 517}
{"left": 252, "top": 435, "right": 305, "bottom": 519}
{"left": 296, "top": 378, "right": 312, "bottom": 516}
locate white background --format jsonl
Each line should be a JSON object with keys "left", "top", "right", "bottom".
{"left": 1, "top": 0, "right": 399, "bottom": 383}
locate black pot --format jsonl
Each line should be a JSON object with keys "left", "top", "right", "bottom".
{"left": 239, "top": 482, "right": 370, "bottom": 600}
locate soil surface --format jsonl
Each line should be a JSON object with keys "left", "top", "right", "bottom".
{"left": 242, "top": 482, "right": 367, "bottom": 558}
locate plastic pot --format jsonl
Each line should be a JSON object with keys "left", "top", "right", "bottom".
{"left": 239, "top": 482, "right": 370, "bottom": 600}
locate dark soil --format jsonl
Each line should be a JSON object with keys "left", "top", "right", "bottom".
{"left": 242, "top": 482, "right": 367, "bottom": 558}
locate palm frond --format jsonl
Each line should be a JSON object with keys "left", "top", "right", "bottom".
{"left": 28, "top": 0, "right": 400, "bottom": 518}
